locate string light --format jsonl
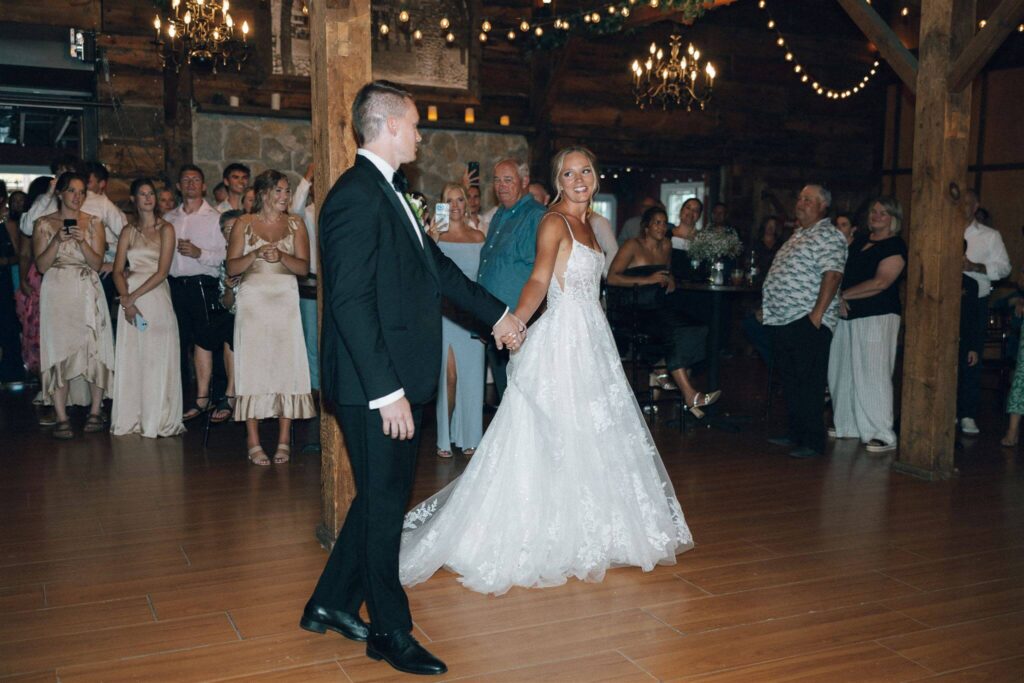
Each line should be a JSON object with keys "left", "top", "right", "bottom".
{"left": 759, "top": 0, "right": 881, "bottom": 101}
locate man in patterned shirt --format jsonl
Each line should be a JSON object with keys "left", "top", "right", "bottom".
{"left": 762, "top": 185, "right": 847, "bottom": 458}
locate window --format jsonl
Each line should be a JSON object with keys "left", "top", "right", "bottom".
{"left": 592, "top": 193, "right": 617, "bottom": 226}
{"left": 661, "top": 182, "right": 706, "bottom": 229}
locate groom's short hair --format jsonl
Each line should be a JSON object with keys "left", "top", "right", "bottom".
{"left": 352, "top": 80, "right": 413, "bottom": 146}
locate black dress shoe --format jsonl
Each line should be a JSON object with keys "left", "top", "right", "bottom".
{"left": 299, "top": 604, "right": 370, "bottom": 642}
{"left": 367, "top": 630, "right": 447, "bottom": 676}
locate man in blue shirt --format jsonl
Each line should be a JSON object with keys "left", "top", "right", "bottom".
{"left": 478, "top": 158, "right": 546, "bottom": 400}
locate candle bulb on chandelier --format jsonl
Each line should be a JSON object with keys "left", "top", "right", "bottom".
{"left": 154, "top": 16, "right": 161, "bottom": 37}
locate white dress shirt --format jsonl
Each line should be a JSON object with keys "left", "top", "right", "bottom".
{"left": 964, "top": 219, "right": 1011, "bottom": 297}
{"left": 165, "top": 200, "right": 226, "bottom": 278}
{"left": 589, "top": 212, "right": 618, "bottom": 277}
{"left": 81, "top": 190, "right": 127, "bottom": 263}
{"left": 291, "top": 176, "right": 318, "bottom": 275}
{"left": 19, "top": 190, "right": 57, "bottom": 237}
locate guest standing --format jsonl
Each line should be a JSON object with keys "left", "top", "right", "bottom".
{"left": 110, "top": 179, "right": 185, "bottom": 437}
{"left": 959, "top": 189, "right": 1010, "bottom": 435}
{"left": 15, "top": 176, "right": 53, "bottom": 391}
{"left": 828, "top": 198, "right": 907, "bottom": 453}
{"left": 477, "top": 158, "right": 546, "bottom": 401}
{"left": 33, "top": 172, "right": 114, "bottom": 439}
{"left": 1, "top": 183, "right": 24, "bottom": 383}
{"left": 215, "top": 163, "right": 251, "bottom": 213}
{"left": 227, "top": 170, "right": 315, "bottom": 465}
{"left": 165, "top": 165, "right": 228, "bottom": 422}
{"left": 427, "top": 182, "right": 486, "bottom": 458}
{"left": 291, "top": 163, "right": 320, "bottom": 393}
{"left": 762, "top": 184, "right": 847, "bottom": 458}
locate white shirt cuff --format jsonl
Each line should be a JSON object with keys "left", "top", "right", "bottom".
{"left": 495, "top": 307, "right": 511, "bottom": 326}
{"left": 369, "top": 388, "right": 405, "bottom": 410}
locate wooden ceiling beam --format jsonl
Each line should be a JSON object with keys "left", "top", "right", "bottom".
{"left": 836, "top": 0, "right": 919, "bottom": 93}
{"left": 948, "top": 0, "right": 1024, "bottom": 91}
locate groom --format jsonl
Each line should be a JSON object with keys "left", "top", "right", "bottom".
{"left": 300, "top": 80, "right": 526, "bottom": 676}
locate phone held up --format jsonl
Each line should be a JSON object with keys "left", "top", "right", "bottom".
{"left": 62, "top": 218, "right": 76, "bottom": 234}
{"left": 433, "top": 203, "right": 451, "bottom": 233}
{"left": 467, "top": 161, "right": 480, "bottom": 186}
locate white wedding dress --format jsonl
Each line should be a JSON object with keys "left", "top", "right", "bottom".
{"left": 399, "top": 215, "right": 694, "bottom": 595}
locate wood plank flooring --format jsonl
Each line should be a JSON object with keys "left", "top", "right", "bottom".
{"left": 1, "top": 359, "right": 1022, "bottom": 681}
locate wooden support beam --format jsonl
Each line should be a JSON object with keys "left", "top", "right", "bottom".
{"left": 897, "top": 0, "right": 976, "bottom": 480}
{"left": 948, "top": 0, "right": 1024, "bottom": 92}
{"left": 309, "top": 0, "right": 370, "bottom": 548}
{"left": 836, "top": 0, "right": 919, "bottom": 93}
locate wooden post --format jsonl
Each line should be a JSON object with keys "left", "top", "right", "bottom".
{"left": 836, "top": 0, "right": 919, "bottom": 93}
{"left": 163, "top": 60, "right": 193, "bottom": 182}
{"left": 309, "top": 0, "right": 371, "bottom": 548}
{"left": 897, "top": 0, "right": 976, "bottom": 479}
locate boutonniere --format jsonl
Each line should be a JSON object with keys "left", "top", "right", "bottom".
{"left": 404, "top": 193, "right": 426, "bottom": 229}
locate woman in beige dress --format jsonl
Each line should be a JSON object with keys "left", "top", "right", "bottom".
{"left": 33, "top": 171, "right": 114, "bottom": 439}
{"left": 227, "top": 170, "right": 315, "bottom": 465}
{"left": 110, "top": 178, "right": 185, "bottom": 438}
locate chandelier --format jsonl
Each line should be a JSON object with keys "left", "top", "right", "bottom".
{"left": 630, "top": 35, "right": 716, "bottom": 111}
{"left": 153, "top": 0, "right": 251, "bottom": 73}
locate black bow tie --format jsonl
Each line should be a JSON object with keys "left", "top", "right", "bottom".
{"left": 392, "top": 171, "right": 408, "bottom": 193}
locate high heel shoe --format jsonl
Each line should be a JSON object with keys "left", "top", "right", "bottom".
{"left": 648, "top": 372, "right": 678, "bottom": 391}
{"left": 685, "top": 390, "right": 722, "bottom": 419}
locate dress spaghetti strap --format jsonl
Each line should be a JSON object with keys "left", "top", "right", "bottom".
{"left": 544, "top": 211, "right": 576, "bottom": 241}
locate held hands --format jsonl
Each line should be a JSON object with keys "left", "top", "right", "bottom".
{"left": 380, "top": 396, "right": 415, "bottom": 440}
{"left": 493, "top": 313, "right": 527, "bottom": 351}
{"left": 177, "top": 239, "right": 202, "bottom": 259}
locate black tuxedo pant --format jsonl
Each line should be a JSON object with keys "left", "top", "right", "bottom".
{"left": 308, "top": 402, "right": 424, "bottom": 635}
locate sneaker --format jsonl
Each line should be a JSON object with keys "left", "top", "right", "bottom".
{"left": 865, "top": 439, "right": 897, "bottom": 453}
{"left": 37, "top": 406, "right": 57, "bottom": 426}
{"left": 960, "top": 417, "right": 980, "bottom": 435}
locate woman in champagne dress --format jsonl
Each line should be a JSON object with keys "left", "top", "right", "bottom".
{"left": 400, "top": 148, "right": 693, "bottom": 595}
{"left": 33, "top": 172, "right": 114, "bottom": 439}
{"left": 227, "top": 170, "right": 315, "bottom": 465}
{"left": 110, "top": 178, "right": 185, "bottom": 437}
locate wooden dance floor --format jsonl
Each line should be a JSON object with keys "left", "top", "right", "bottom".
{"left": 2, "top": 362, "right": 1023, "bottom": 682}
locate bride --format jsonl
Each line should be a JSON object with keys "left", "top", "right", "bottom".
{"left": 399, "top": 147, "right": 693, "bottom": 595}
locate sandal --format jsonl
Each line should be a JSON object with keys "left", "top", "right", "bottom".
{"left": 649, "top": 372, "right": 678, "bottom": 391}
{"left": 183, "top": 396, "right": 212, "bottom": 422}
{"left": 462, "top": 448, "right": 476, "bottom": 457}
{"left": 437, "top": 449, "right": 453, "bottom": 459}
{"left": 273, "top": 444, "right": 291, "bottom": 464}
{"left": 83, "top": 413, "right": 106, "bottom": 433}
{"left": 248, "top": 445, "right": 270, "bottom": 466}
{"left": 1001, "top": 435, "right": 1018, "bottom": 447}
{"left": 53, "top": 420, "right": 74, "bottom": 440}
{"left": 685, "top": 390, "right": 722, "bottom": 420}
{"left": 210, "top": 396, "right": 235, "bottom": 424}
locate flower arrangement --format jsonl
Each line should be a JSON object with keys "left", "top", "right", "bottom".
{"left": 688, "top": 227, "right": 742, "bottom": 263}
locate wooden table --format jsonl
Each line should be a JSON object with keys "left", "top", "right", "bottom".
{"left": 676, "top": 281, "right": 762, "bottom": 391}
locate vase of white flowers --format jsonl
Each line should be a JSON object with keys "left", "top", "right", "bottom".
{"left": 688, "top": 227, "right": 742, "bottom": 284}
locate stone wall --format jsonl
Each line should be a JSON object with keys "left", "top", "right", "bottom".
{"left": 192, "top": 112, "right": 527, "bottom": 211}
{"left": 407, "top": 129, "right": 529, "bottom": 212}
{"left": 192, "top": 111, "right": 314, "bottom": 195}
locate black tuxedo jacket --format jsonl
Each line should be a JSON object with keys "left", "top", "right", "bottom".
{"left": 320, "top": 155, "right": 507, "bottom": 407}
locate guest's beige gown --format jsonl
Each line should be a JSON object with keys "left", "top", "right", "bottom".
{"left": 111, "top": 224, "right": 185, "bottom": 437}
{"left": 233, "top": 215, "right": 316, "bottom": 420}
{"left": 37, "top": 215, "right": 114, "bottom": 404}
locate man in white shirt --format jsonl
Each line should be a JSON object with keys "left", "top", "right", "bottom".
{"left": 165, "top": 165, "right": 229, "bottom": 420}
{"left": 291, "top": 162, "right": 319, "bottom": 394}
{"left": 958, "top": 189, "right": 1011, "bottom": 434}
{"left": 84, "top": 162, "right": 128, "bottom": 327}
{"left": 618, "top": 197, "right": 661, "bottom": 246}
{"left": 18, "top": 154, "right": 84, "bottom": 239}
{"left": 214, "top": 163, "right": 251, "bottom": 213}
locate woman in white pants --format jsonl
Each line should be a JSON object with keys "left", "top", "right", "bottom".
{"left": 828, "top": 198, "right": 907, "bottom": 453}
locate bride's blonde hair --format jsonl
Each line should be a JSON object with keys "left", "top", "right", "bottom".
{"left": 550, "top": 146, "right": 600, "bottom": 212}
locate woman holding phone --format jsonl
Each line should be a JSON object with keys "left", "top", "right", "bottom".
{"left": 110, "top": 178, "right": 185, "bottom": 438}
{"left": 607, "top": 205, "right": 719, "bottom": 416}
{"left": 426, "top": 182, "right": 486, "bottom": 458}
{"left": 33, "top": 171, "right": 114, "bottom": 439}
